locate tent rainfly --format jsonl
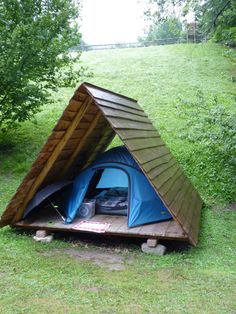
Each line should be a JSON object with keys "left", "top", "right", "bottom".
{"left": 0, "top": 83, "right": 203, "bottom": 246}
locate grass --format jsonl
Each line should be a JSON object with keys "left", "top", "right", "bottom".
{"left": 0, "top": 43, "right": 236, "bottom": 313}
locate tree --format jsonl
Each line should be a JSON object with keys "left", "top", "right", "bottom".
{"left": 0, "top": 0, "right": 87, "bottom": 131}
{"left": 196, "top": 0, "right": 236, "bottom": 46}
{"left": 144, "top": 0, "right": 236, "bottom": 46}
{"left": 140, "top": 17, "right": 183, "bottom": 44}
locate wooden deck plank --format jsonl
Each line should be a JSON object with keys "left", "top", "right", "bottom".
{"left": 14, "top": 213, "right": 188, "bottom": 240}
{"left": 140, "top": 220, "right": 170, "bottom": 237}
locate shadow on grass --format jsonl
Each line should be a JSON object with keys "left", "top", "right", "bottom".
{"left": 12, "top": 227, "right": 191, "bottom": 254}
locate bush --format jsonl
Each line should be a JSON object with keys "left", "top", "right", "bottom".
{"left": 175, "top": 91, "right": 236, "bottom": 203}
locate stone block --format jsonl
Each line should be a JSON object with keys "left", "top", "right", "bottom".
{"left": 141, "top": 243, "right": 166, "bottom": 256}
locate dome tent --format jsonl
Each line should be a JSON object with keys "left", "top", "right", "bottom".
{"left": 0, "top": 82, "right": 203, "bottom": 246}
{"left": 65, "top": 145, "right": 172, "bottom": 226}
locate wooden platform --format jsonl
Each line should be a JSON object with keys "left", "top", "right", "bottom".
{"left": 14, "top": 211, "right": 188, "bottom": 241}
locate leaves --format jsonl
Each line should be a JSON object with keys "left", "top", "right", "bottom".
{"left": 146, "top": 0, "right": 236, "bottom": 46}
{"left": 0, "top": 0, "right": 91, "bottom": 131}
{"left": 140, "top": 17, "right": 183, "bottom": 43}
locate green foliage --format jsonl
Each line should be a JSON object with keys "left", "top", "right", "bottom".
{"left": 146, "top": 0, "right": 236, "bottom": 46}
{"left": 176, "top": 91, "right": 236, "bottom": 166}
{"left": 0, "top": 0, "right": 89, "bottom": 131}
{"left": 140, "top": 17, "right": 183, "bottom": 43}
{"left": 175, "top": 91, "right": 236, "bottom": 202}
{"left": 196, "top": 0, "right": 236, "bottom": 46}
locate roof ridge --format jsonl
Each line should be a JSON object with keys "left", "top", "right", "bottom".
{"left": 83, "top": 82, "right": 138, "bottom": 103}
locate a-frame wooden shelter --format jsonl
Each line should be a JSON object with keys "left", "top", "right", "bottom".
{"left": 0, "top": 83, "right": 203, "bottom": 245}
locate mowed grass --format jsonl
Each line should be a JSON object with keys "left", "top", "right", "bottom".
{"left": 0, "top": 43, "right": 236, "bottom": 313}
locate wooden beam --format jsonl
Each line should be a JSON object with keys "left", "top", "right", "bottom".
{"left": 12, "top": 96, "right": 93, "bottom": 223}
{"left": 61, "top": 111, "right": 102, "bottom": 176}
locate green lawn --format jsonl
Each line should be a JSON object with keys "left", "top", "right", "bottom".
{"left": 0, "top": 43, "right": 236, "bottom": 313}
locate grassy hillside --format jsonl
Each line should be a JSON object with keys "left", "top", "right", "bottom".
{"left": 0, "top": 43, "right": 235, "bottom": 313}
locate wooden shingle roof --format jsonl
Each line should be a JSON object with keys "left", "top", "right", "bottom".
{"left": 0, "top": 83, "right": 203, "bottom": 245}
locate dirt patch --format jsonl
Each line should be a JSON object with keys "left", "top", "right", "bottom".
{"left": 213, "top": 203, "right": 236, "bottom": 211}
{"left": 227, "top": 203, "right": 236, "bottom": 210}
{"left": 64, "top": 248, "right": 131, "bottom": 271}
{"left": 42, "top": 248, "right": 133, "bottom": 271}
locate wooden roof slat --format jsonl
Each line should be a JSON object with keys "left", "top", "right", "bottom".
{"left": 181, "top": 190, "right": 198, "bottom": 233}
{"left": 33, "top": 152, "right": 52, "bottom": 167}
{"left": 170, "top": 180, "right": 192, "bottom": 216}
{"left": 48, "top": 131, "right": 66, "bottom": 141}
{"left": 189, "top": 197, "right": 202, "bottom": 245}
{"left": 116, "top": 129, "right": 161, "bottom": 140}
{"left": 95, "top": 98, "right": 147, "bottom": 117}
{"left": 175, "top": 187, "right": 202, "bottom": 245}
{"left": 158, "top": 168, "right": 183, "bottom": 196}
{"left": 85, "top": 84, "right": 142, "bottom": 111}
{"left": 53, "top": 119, "right": 71, "bottom": 131}
{"left": 141, "top": 153, "right": 172, "bottom": 172}
{"left": 163, "top": 173, "right": 186, "bottom": 205}
{"left": 74, "top": 121, "right": 107, "bottom": 130}
{"left": 61, "top": 110, "right": 78, "bottom": 121}
{"left": 176, "top": 191, "right": 194, "bottom": 235}
{"left": 98, "top": 106, "right": 150, "bottom": 123}
{"left": 106, "top": 115, "right": 153, "bottom": 128}
{"left": 148, "top": 157, "right": 176, "bottom": 180}
{"left": 43, "top": 139, "right": 60, "bottom": 152}
{"left": 133, "top": 146, "right": 170, "bottom": 165}
{"left": 81, "top": 113, "right": 98, "bottom": 123}
{"left": 73, "top": 91, "right": 87, "bottom": 101}
{"left": 152, "top": 164, "right": 180, "bottom": 191}
{"left": 124, "top": 137, "right": 163, "bottom": 151}
{"left": 55, "top": 150, "right": 73, "bottom": 162}
{"left": 63, "top": 138, "right": 81, "bottom": 151}
{"left": 66, "top": 99, "right": 83, "bottom": 112}
{"left": 24, "top": 165, "right": 44, "bottom": 181}
{"left": 69, "top": 129, "right": 87, "bottom": 140}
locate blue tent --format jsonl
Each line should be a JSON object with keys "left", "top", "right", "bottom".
{"left": 65, "top": 146, "right": 172, "bottom": 227}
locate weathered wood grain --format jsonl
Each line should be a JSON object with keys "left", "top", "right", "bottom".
{"left": 124, "top": 137, "right": 163, "bottom": 151}
{"left": 14, "top": 213, "right": 188, "bottom": 241}
{"left": 95, "top": 98, "right": 147, "bottom": 116}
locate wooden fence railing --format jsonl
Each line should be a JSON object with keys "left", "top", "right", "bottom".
{"left": 71, "top": 36, "right": 206, "bottom": 52}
